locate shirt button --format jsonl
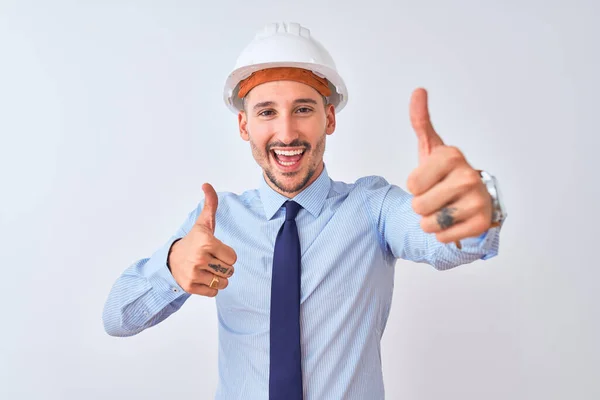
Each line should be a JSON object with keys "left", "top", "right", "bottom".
{"left": 171, "top": 287, "right": 179, "bottom": 293}
{"left": 143, "top": 311, "right": 150, "bottom": 317}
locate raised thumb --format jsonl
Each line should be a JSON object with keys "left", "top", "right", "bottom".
{"left": 410, "top": 88, "right": 444, "bottom": 163}
{"left": 195, "top": 183, "right": 218, "bottom": 233}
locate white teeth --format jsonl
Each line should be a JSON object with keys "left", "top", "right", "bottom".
{"left": 273, "top": 149, "right": 304, "bottom": 156}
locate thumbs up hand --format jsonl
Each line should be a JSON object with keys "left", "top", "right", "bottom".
{"left": 406, "top": 88, "right": 493, "bottom": 246}
{"left": 168, "top": 183, "right": 238, "bottom": 296}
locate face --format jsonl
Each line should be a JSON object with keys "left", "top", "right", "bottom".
{"left": 238, "top": 80, "right": 336, "bottom": 198}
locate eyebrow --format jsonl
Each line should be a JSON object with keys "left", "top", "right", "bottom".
{"left": 252, "top": 98, "right": 319, "bottom": 111}
{"left": 293, "top": 98, "right": 318, "bottom": 105}
{"left": 253, "top": 101, "right": 276, "bottom": 111}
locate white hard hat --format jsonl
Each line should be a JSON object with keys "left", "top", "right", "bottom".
{"left": 223, "top": 22, "right": 348, "bottom": 114}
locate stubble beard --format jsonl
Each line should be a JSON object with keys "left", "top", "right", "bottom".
{"left": 250, "top": 132, "right": 326, "bottom": 195}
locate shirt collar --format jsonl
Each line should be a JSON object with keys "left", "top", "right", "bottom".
{"left": 258, "top": 164, "right": 331, "bottom": 220}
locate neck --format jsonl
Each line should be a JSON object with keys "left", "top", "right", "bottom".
{"left": 264, "top": 162, "right": 324, "bottom": 198}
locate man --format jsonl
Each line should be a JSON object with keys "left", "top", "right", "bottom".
{"left": 103, "top": 22, "right": 506, "bottom": 400}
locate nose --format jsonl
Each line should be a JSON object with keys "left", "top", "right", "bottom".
{"left": 273, "top": 113, "right": 299, "bottom": 145}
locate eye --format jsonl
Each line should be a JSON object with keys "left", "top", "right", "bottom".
{"left": 258, "top": 109, "right": 275, "bottom": 117}
{"left": 295, "top": 107, "right": 313, "bottom": 114}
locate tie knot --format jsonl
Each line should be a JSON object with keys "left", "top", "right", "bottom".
{"left": 284, "top": 201, "right": 301, "bottom": 221}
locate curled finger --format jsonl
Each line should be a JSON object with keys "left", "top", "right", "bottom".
{"left": 203, "top": 256, "right": 235, "bottom": 278}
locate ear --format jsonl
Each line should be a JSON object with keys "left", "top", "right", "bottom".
{"left": 238, "top": 111, "right": 249, "bottom": 141}
{"left": 325, "top": 104, "right": 336, "bottom": 135}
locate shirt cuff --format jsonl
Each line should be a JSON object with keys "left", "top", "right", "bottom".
{"left": 457, "top": 226, "right": 501, "bottom": 260}
{"left": 145, "top": 236, "right": 187, "bottom": 303}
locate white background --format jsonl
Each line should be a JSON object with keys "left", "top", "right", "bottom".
{"left": 1, "top": 0, "right": 598, "bottom": 399}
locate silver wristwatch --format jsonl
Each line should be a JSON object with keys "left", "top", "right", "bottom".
{"left": 479, "top": 170, "right": 507, "bottom": 226}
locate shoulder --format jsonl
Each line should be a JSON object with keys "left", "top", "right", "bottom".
{"left": 188, "top": 188, "right": 260, "bottom": 218}
{"left": 212, "top": 188, "right": 261, "bottom": 214}
{"left": 329, "top": 174, "right": 393, "bottom": 195}
{"left": 329, "top": 174, "right": 413, "bottom": 208}
{"left": 354, "top": 175, "right": 392, "bottom": 189}
{"left": 216, "top": 188, "right": 259, "bottom": 203}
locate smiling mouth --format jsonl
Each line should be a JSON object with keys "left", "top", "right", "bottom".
{"left": 271, "top": 148, "right": 306, "bottom": 168}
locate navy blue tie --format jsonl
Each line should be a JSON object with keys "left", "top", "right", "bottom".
{"left": 269, "top": 200, "right": 303, "bottom": 400}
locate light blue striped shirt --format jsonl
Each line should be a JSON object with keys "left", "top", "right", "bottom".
{"left": 103, "top": 165, "right": 501, "bottom": 399}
